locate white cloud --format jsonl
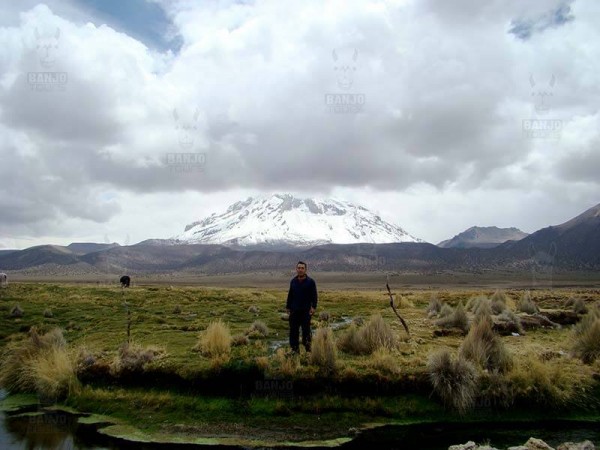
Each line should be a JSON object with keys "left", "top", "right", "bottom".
{"left": 0, "top": 0, "right": 598, "bottom": 249}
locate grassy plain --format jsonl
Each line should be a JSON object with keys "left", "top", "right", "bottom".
{"left": 1, "top": 274, "right": 599, "bottom": 444}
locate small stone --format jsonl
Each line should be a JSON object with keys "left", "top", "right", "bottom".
{"left": 449, "top": 442, "right": 478, "bottom": 450}
{"left": 557, "top": 441, "right": 595, "bottom": 450}
{"left": 525, "top": 437, "right": 555, "bottom": 450}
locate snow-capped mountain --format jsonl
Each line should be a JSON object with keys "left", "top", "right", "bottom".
{"left": 174, "top": 193, "right": 423, "bottom": 248}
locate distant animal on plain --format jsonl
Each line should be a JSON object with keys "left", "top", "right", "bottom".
{"left": 120, "top": 275, "right": 131, "bottom": 288}
{"left": 0, "top": 273, "right": 7, "bottom": 288}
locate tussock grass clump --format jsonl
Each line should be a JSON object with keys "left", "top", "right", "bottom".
{"left": 9, "top": 304, "right": 23, "bottom": 318}
{"left": 427, "top": 348, "right": 478, "bottom": 414}
{"left": 435, "top": 302, "right": 469, "bottom": 333}
{"left": 195, "top": 320, "right": 232, "bottom": 357}
{"left": 517, "top": 291, "right": 539, "bottom": 314}
{"left": 365, "top": 348, "right": 400, "bottom": 376}
{"left": 232, "top": 334, "right": 250, "bottom": 346}
{"left": 396, "top": 295, "right": 414, "bottom": 308}
{"left": 337, "top": 324, "right": 362, "bottom": 354}
{"left": 427, "top": 295, "right": 442, "bottom": 317}
{"left": 0, "top": 327, "right": 77, "bottom": 401}
{"left": 338, "top": 314, "right": 396, "bottom": 355}
{"left": 247, "top": 320, "right": 269, "bottom": 337}
{"left": 247, "top": 305, "right": 259, "bottom": 315}
{"left": 507, "top": 357, "right": 582, "bottom": 407}
{"left": 466, "top": 295, "right": 488, "bottom": 312}
{"left": 112, "top": 341, "right": 165, "bottom": 374}
{"left": 310, "top": 327, "right": 337, "bottom": 373}
{"left": 572, "top": 298, "right": 588, "bottom": 315}
{"left": 438, "top": 303, "right": 454, "bottom": 319}
{"left": 460, "top": 313, "right": 512, "bottom": 373}
{"left": 172, "top": 304, "right": 182, "bottom": 314}
{"left": 43, "top": 308, "right": 53, "bottom": 318}
{"left": 490, "top": 290, "right": 507, "bottom": 314}
{"left": 33, "top": 346, "right": 79, "bottom": 401}
{"left": 572, "top": 309, "right": 600, "bottom": 364}
{"left": 474, "top": 297, "right": 492, "bottom": 321}
{"left": 271, "top": 348, "right": 299, "bottom": 377}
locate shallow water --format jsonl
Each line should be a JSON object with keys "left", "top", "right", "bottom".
{"left": 341, "top": 421, "right": 600, "bottom": 450}
{"left": 1, "top": 389, "right": 598, "bottom": 450}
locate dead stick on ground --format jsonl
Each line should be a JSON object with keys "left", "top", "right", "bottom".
{"left": 386, "top": 275, "right": 410, "bottom": 336}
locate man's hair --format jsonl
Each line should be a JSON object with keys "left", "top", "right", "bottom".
{"left": 296, "top": 261, "right": 307, "bottom": 269}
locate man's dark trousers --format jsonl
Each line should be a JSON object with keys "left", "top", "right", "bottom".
{"left": 289, "top": 310, "right": 311, "bottom": 353}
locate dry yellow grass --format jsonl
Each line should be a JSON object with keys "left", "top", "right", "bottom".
{"left": 196, "top": 320, "right": 232, "bottom": 357}
{"left": 427, "top": 348, "right": 478, "bottom": 414}
{"left": 459, "top": 313, "right": 512, "bottom": 373}
{"left": 0, "top": 327, "right": 77, "bottom": 401}
{"left": 364, "top": 348, "right": 401, "bottom": 376}
{"left": 310, "top": 327, "right": 337, "bottom": 373}
{"left": 31, "top": 346, "right": 79, "bottom": 401}
{"left": 338, "top": 314, "right": 396, "bottom": 355}
{"left": 572, "top": 309, "right": 600, "bottom": 363}
{"left": 111, "top": 341, "right": 165, "bottom": 374}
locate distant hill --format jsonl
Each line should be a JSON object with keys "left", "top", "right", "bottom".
{"left": 67, "top": 242, "right": 120, "bottom": 255}
{"left": 438, "top": 226, "right": 529, "bottom": 249}
{"left": 0, "top": 203, "right": 598, "bottom": 275}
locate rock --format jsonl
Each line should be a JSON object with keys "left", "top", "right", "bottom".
{"left": 449, "top": 441, "right": 478, "bottom": 450}
{"left": 492, "top": 318, "right": 523, "bottom": 336}
{"left": 539, "top": 310, "right": 581, "bottom": 326}
{"left": 519, "top": 314, "right": 560, "bottom": 330}
{"left": 507, "top": 447, "right": 529, "bottom": 450}
{"left": 524, "top": 437, "right": 555, "bottom": 450}
{"left": 556, "top": 441, "right": 595, "bottom": 450}
{"left": 433, "top": 327, "right": 466, "bottom": 337}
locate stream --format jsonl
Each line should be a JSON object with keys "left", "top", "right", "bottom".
{"left": 1, "top": 391, "right": 598, "bottom": 450}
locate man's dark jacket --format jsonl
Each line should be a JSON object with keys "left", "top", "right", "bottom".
{"left": 286, "top": 275, "right": 318, "bottom": 312}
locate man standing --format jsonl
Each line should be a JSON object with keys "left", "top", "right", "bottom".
{"left": 286, "top": 261, "right": 318, "bottom": 354}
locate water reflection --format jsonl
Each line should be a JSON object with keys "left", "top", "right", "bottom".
{"left": 0, "top": 388, "right": 598, "bottom": 450}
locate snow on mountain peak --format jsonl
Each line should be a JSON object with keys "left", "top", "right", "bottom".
{"left": 175, "top": 193, "right": 423, "bottom": 247}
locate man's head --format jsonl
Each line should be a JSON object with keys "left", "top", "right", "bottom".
{"left": 296, "top": 261, "right": 307, "bottom": 277}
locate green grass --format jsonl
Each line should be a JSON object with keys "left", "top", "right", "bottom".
{"left": 1, "top": 283, "right": 600, "bottom": 442}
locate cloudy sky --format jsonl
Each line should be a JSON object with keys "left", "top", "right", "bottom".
{"left": 0, "top": 0, "right": 598, "bottom": 249}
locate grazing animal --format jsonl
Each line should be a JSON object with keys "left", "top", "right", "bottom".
{"left": 120, "top": 275, "right": 131, "bottom": 288}
{"left": 0, "top": 273, "right": 7, "bottom": 288}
